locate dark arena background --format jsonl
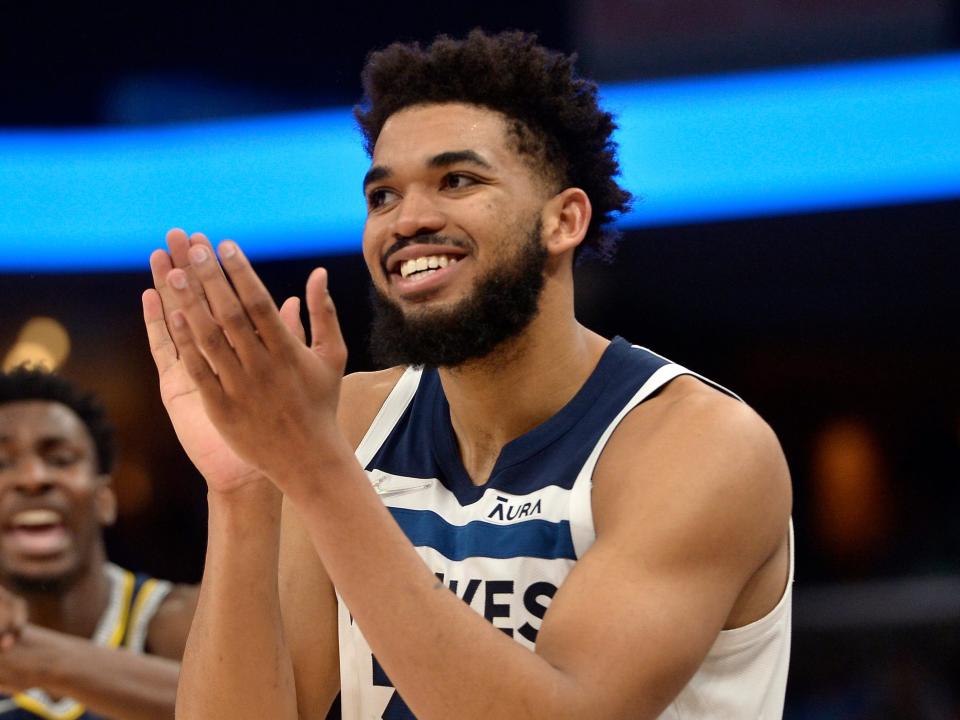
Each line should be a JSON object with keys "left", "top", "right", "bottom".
{"left": 2, "top": 2, "right": 959, "bottom": 717}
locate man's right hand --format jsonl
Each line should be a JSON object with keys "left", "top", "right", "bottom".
{"left": 143, "top": 229, "right": 304, "bottom": 494}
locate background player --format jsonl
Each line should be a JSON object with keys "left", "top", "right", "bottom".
{"left": 0, "top": 367, "right": 197, "bottom": 720}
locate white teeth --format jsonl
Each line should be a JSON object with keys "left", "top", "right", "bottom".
{"left": 399, "top": 255, "right": 459, "bottom": 279}
{"left": 11, "top": 509, "right": 62, "bottom": 527}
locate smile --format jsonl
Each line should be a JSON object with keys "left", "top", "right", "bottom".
{"left": 399, "top": 254, "right": 461, "bottom": 279}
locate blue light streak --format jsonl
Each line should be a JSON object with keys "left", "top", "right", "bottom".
{"left": 1, "top": 53, "right": 958, "bottom": 271}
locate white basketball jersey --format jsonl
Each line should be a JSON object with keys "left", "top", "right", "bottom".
{"left": 338, "top": 339, "right": 792, "bottom": 719}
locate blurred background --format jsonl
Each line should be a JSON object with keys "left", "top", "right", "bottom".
{"left": 1, "top": 1, "right": 958, "bottom": 716}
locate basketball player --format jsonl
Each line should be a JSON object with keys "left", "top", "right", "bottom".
{"left": 144, "top": 31, "right": 793, "bottom": 719}
{"left": 0, "top": 368, "right": 198, "bottom": 719}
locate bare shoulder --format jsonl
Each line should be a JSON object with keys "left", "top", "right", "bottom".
{"left": 594, "top": 375, "right": 791, "bottom": 563}
{"left": 144, "top": 582, "right": 200, "bottom": 660}
{"left": 338, "top": 366, "right": 407, "bottom": 448}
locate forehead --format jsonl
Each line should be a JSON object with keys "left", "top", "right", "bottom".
{"left": 0, "top": 400, "right": 91, "bottom": 446}
{"left": 372, "top": 103, "right": 518, "bottom": 167}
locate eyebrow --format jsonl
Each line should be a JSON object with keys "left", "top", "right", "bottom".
{"left": 427, "top": 150, "right": 493, "bottom": 171}
{"left": 362, "top": 165, "right": 391, "bottom": 191}
{"left": 362, "top": 150, "right": 493, "bottom": 191}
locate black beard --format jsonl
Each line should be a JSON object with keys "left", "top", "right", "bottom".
{"left": 368, "top": 222, "right": 548, "bottom": 368}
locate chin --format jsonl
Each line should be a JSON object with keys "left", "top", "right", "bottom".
{"left": 1, "top": 559, "right": 80, "bottom": 594}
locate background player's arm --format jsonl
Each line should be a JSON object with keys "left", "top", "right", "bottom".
{"left": 0, "top": 587, "right": 198, "bottom": 720}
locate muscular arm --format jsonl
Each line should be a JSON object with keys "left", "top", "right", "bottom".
{"left": 0, "top": 587, "right": 198, "bottom": 720}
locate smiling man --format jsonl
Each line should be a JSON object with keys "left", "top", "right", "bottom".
{"left": 144, "top": 30, "right": 793, "bottom": 719}
{"left": 0, "top": 368, "right": 197, "bottom": 720}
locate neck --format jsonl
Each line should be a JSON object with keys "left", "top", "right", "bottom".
{"left": 16, "top": 545, "right": 112, "bottom": 638}
{"left": 439, "top": 279, "right": 608, "bottom": 484}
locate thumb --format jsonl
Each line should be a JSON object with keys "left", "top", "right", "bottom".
{"left": 305, "top": 268, "right": 347, "bottom": 366}
{"left": 278, "top": 296, "right": 306, "bottom": 344}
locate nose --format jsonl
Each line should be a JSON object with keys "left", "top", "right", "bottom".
{"left": 390, "top": 188, "right": 446, "bottom": 240}
{"left": 10, "top": 457, "right": 54, "bottom": 496}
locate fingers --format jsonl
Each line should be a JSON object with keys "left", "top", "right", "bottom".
{"left": 306, "top": 268, "right": 347, "bottom": 368}
{"left": 214, "top": 241, "right": 293, "bottom": 352}
{"left": 142, "top": 288, "right": 178, "bottom": 375}
{"left": 153, "top": 229, "right": 210, "bottom": 313}
{"left": 151, "top": 232, "right": 301, "bottom": 384}
{"left": 167, "top": 262, "right": 247, "bottom": 387}
{"left": 279, "top": 297, "right": 306, "bottom": 344}
{"left": 182, "top": 243, "right": 266, "bottom": 366}
{"left": 165, "top": 298, "right": 228, "bottom": 400}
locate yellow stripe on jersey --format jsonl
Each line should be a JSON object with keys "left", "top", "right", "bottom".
{"left": 107, "top": 569, "right": 135, "bottom": 648}
{"left": 10, "top": 693, "right": 86, "bottom": 720}
{"left": 124, "top": 578, "right": 161, "bottom": 649}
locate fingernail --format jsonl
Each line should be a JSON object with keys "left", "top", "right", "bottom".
{"left": 169, "top": 272, "right": 187, "bottom": 289}
{"left": 189, "top": 245, "right": 208, "bottom": 263}
{"left": 220, "top": 242, "right": 236, "bottom": 258}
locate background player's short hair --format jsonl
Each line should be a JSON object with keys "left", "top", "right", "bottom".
{"left": 0, "top": 366, "right": 115, "bottom": 474}
{"left": 354, "top": 29, "right": 632, "bottom": 262}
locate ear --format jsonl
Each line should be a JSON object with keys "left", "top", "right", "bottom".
{"left": 94, "top": 476, "right": 118, "bottom": 527}
{"left": 540, "top": 187, "right": 592, "bottom": 257}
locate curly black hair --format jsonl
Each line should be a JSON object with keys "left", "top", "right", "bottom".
{"left": 0, "top": 367, "right": 114, "bottom": 474}
{"left": 354, "top": 29, "right": 632, "bottom": 261}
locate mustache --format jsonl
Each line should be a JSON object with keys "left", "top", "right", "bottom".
{"left": 381, "top": 233, "right": 469, "bottom": 269}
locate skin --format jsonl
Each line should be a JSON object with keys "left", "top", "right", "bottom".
{"left": 0, "top": 400, "right": 198, "bottom": 720}
{"left": 145, "top": 102, "right": 792, "bottom": 719}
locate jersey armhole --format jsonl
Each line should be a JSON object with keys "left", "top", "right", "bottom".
{"left": 354, "top": 366, "right": 423, "bottom": 467}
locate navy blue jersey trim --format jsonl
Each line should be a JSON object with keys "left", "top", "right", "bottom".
{"left": 388, "top": 508, "right": 577, "bottom": 561}
{"left": 366, "top": 338, "right": 673, "bottom": 506}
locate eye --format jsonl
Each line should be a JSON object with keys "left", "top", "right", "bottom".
{"left": 367, "top": 187, "right": 399, "bottom": 210}
{"left": 45, "top": 450, "right": 80, "bottom": 468}
{"left": 443, "top": 173, "right": 479, "bottom": 190}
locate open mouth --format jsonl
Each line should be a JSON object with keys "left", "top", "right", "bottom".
{"left": 3, "top": 509, "right": 70, "bottom": 557}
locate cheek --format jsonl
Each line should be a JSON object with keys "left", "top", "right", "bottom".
{"left": 361, "top": 227, "right": 383, "bottom": 275}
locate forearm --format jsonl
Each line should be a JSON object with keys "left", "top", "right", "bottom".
{"left": 287, "top": 443, "right": 582, "bottom": 720}
{"left": 177, "top": 481, "right": 299, "bottom": 720}
{"left": 20, "top": 626, "right": 179, "bottom": 720}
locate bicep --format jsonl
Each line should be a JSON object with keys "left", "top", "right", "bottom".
{"left": 279, "top": 496, "right": 340, "bottom": 719}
